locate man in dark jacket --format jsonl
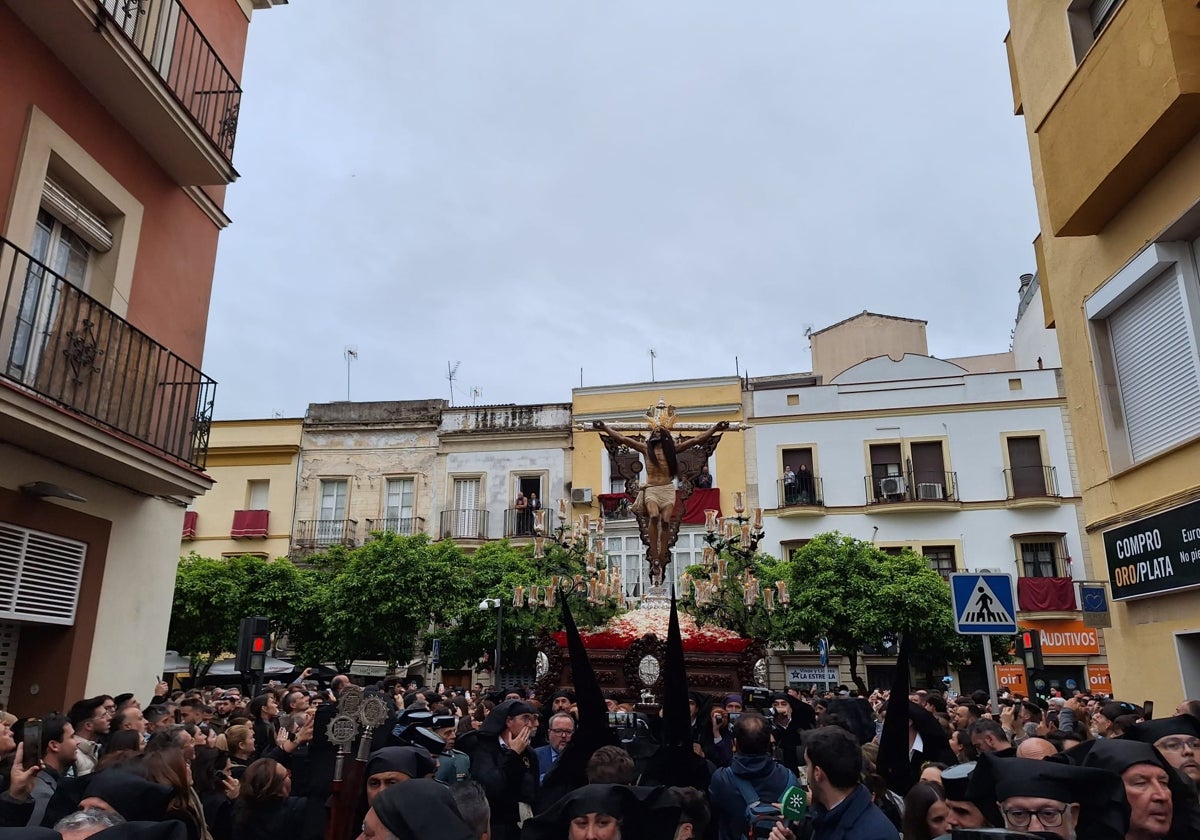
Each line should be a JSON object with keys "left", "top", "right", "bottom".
{"left": 803, "top": 725, "right": 896, "bottom": 840}
{"left": 709, "top": 713, "right": 796, "bottom": 840}
{"left": 456, "top": 698, "right": 540, "bottom": 840}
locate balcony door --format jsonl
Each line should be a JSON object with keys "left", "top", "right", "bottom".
{"left": 318, "top": 479, "right": 348, "bottom": 543}
{"left": 910, "top": 442, "right": 947, "bottom": 499}
{"left": 385, "top": 478, "right": 415, "bottom": 534}
{"left": 1008, "top": 437, "right": 1047, "bottom": 497}
{"left": 453, "top": 478, "right": 480, "bottom": 538}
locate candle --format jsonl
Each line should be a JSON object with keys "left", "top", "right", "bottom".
{"left": 703, "top": 545, "right": 716, "bottom": 565}
{"left": 753, "top": 508, "right": 763, "bottom": 530}
{"left": 741, "top": 523, "right": 751, "bottom": 544}
{"left": 776, "top": 580, "right": 789, "bottom": 604}
{"left": 559, "top": 498, "right": 567, "bottom": 518}
{"left": 764, "top": 587, "right": 776, "bottom": 611}
{"left": 534, "top": 510, "right": 545, "bottom": 533}
{"left": 733, "top": 491, "right": 746, "bottom": 514}
{"left": 716, "top": 557, "right": 728, "bottom": 578}
{"left": 582, "top": 514, "right": 590, "bottom": 531}
{"left": 534, "top": 536, "right": 545, "bottom": 558}
{"left": 513, "top": 586, "right": 524, "bottom": 607}
{"left": 545, "top": 586, "right": 556, "bottom": 608}
{"left": 596, "top": 516, "right": 605, "bottom": 536}
{"left": 704, "top": 509, "right": 719, "bottom": 533}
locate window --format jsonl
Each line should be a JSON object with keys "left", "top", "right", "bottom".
{"left": 384, "top": 478, "right": 416, "bottom": 534}
{"left": 1006, "top": 436, "right": 1053, "bottom": 497}
{"left": 1016, "top": 536, "right": 1066, "bottom": 578}
{"left": 781, "top": 447, "right": 818, "bottom": 506}
{"left": 1087, "top": 241, "right": 1200, "bottom": 469}
{"left": 451, "top": 478, "right": 482, "bottom": 539}
{"left": 866, "top": 438, "right": 954, "bottom": 503}
{"left": 317, "top": 479, "right": 348, "bottom": 543}
{"left": 0, "top": 522, "right": 86, "bottom": 625}
{"left": 608, "top": 450, "right": 641, "bottom": 494}
{"left": 922, "top": 546, "right": 956, "bottom": 581}
{"left": 605, "top": 529, "right": 705, "bottom": 601}
{"left": 1068, "top": 0, "right": 1125, "bottom": 63}
{"left": 246, "top": 480, "right": 269, "bottom": 510}
{"left": 910, "top": 441, "right": 949, "bottom": 500}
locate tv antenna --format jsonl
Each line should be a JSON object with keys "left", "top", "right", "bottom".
{"left": 471, "top": 386, "right": 483, "bottom": 405}
{"left": 447, "top": 361, "right": 460, "bottom": 405}
{"left": 344, "top": 346, "right": 358, "bottom": 401}
{"left": 649, "top": 348, "right": 657, "bottom": 382}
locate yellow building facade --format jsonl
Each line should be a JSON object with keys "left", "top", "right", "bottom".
{"left": 571, "top": 377, "right": 748, "bottom": 599}
{"left": 1006, "top": 0, "right": 1200, "bottom": 705}
{"left": 181, "top": 419, "right": 302, "bottom": 560}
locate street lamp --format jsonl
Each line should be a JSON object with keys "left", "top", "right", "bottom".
{"left": 479, "top": 598, "right": 503, "bottom": 687}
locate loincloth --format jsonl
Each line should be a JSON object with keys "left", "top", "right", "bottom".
{"left": 633, "top": 482, "right": 677, "bottom": 514}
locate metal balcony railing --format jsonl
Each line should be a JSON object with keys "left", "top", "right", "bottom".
{"left": 97, "top": 0, "right": 242, "bottom": 162}
{"left": 295, "top": 519, "right": 358, "bottom": 549}
{"left": 503, "top": 508, "right": 539, "bottom": 538}
{"left": 778, "top": 476, "right": 824, "bottom": 508}
{"left": 440, "top": 509, "right": 489, "bottom": 540}
{"left": 0, "top": 236, "right": 216, "bottom": 468}
{"left": 365, "top": 516, "right": 425, "bottom": 537}
{"left": 865, "top": 471, "right": 958, "bottom": 504}
{"left": 1004, "top": 465, "right": 1060, "bottom": 499}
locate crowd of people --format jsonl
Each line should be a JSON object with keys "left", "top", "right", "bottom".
{"left": 1, "top": 672, "right": 1199, "bottom": 840}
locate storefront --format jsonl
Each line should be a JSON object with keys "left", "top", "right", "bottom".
{"left": 995, "top": 618, "right": 1108, "bottom": 698}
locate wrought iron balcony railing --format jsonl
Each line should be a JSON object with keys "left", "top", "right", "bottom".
{"left": 295, "top": 519, "right": 358, "bottom": 549}
{"left": 504, "top": 507, "right": 543, "bottom": 538}
{"left": 1004, "top": 465, "right": 1060, "bottom": 499}
{"left": 365, "top": 516, "right": 425, "bottom": 537}
{"left": 777, "top": 476, "right": 824, "bottom": 508}
{"left": 440, "top": 509, "right": 489, "bottom": 541}
{"left": 97, "top": 0, "right": 242, "bottom": 162}
{"left": 865, "top": 471, "right": 959, "bottom": 505}
{"left": 0, "top": 236, "right": 215, "bottom": 468}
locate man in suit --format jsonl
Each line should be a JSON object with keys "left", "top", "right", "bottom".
{"left": 534, "top": 712, "right": 575, "bottom": 783}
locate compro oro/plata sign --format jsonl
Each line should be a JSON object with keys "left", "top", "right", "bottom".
{"left": 1102, "top": 497, "right": 1200, "bottom": 600}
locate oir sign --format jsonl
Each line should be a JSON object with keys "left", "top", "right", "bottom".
{"left": 1086, "top": 664, "right": 1113, "bottom": 694}
{"left": 995, "top": 664, "right": 1028, "bottom": 696}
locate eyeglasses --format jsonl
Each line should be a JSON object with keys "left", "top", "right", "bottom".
{"left": 1003, "top": 806, "right": 1069, "bottom": 828}
{"left": 1157, "top": 737, "right": 1200, "bottom": 753}
{"left": 550, "top": 729, "right": 574, "bottom": 735}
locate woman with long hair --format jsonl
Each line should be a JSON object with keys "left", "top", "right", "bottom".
{"left": 140, "top": 747, "right": 208, "bottom": 840}
{"left": 218, "top": 725, "right": 256, "bottom": 777}
{"left": 902, "top": 781, "right": 949, "bottom": 840}
{"left": 232, "top": 758, "right": 305, "bottom": 840}
{"left": 192, "top": 746, "right": 239, "bottom": 840}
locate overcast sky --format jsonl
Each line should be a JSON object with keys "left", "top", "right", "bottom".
{"left": 205, "top": 2, "right": 1036, "bottom": 420}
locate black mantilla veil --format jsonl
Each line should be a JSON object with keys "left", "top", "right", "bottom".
{"left": 534, "top": 592, "right": 618, "bottom": 812}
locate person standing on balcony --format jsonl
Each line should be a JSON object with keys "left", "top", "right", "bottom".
{"left": 783, "top": 466, "right": 797, "bottom": 504}
{"left": 797, "top": 464, "right": 815, "bottom": 504}
{"left": 694, "top": 465, "right": 713, "bottom": 488}
{"left": 514, "top": 492, "right": 528, "bottom": 536}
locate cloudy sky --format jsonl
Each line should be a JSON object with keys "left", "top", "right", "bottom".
{"left": 205, "top": 2, "right": 1036, "bottom": 420}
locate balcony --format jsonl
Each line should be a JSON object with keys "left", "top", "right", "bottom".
{"left": 864, "top": 471, "right": 960, "bottom": 512}
{"left": 503, "top": 508, "right": 540, "bottom": 539}
{"left": 6, "top": 0, "right": 242, "bottom": 184}
{"left": 439, "top": 509, "right": 489, "bottom": 541}
{"left": 777, "top": 477, "right": 825, "bottom": 515}
{"left": 0, "top": 236, "right": 215, "bottom": 470}
{"left": 295, "top": 519, "right": 357, "bottom": 550}
{"left": 230, "top": 509, "right": 269, "bottom": 538}
{"left": 599, "top": 492, "right": 634, "bottom": 521}
{"left": 1004, "top": 466, "right": 1062, "bottom": 508}
{"left": 365, "top": 516, "right": 425, "bottom": 537}
{"left": 1036, "top": 0, "right": 1200, "bottom": 235}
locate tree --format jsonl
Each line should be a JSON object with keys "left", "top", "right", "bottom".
{"left": 680, "top": 550, "right": 792, "bottom": 641}
{"left": 774, "top": 532, "right": 1004, "bottom": 693}
{"left": 168, "top": 553, "right": 310, "bottom": 678}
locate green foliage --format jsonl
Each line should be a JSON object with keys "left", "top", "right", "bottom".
{"left": 681, "top": 549, "right": 791, "bottom": 640}
{"left": 168, "top": 552, "right": 310, "bottom": 677}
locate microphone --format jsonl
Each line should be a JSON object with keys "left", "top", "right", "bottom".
{"left": 780, "top": 784, "right": 807, "bottom": 824}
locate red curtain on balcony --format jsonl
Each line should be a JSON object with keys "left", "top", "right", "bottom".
{"left": 1017, "top": 577, "right": 1076, "bottom": 611}
{"left": 681, "top": 488, "right": 721, "bottom": 524}
{"left": 598, "top": 493, "right": 632, "bottom": 516}
{"left": 181, "top": 511, "right": 197, "bottom": 539}
{"left": 231, "top": 509, "right": 270, "bottom": 538}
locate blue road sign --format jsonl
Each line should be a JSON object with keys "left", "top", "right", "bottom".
{"left": 951, "top": 573, "right": 1017, "bottom": 634}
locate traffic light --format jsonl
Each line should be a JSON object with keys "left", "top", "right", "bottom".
{"left": 1017, "top": 628, "right": 1043, "bottom": 670}
{"left": 236, "top": 616, "right": 270, "bottom": 674}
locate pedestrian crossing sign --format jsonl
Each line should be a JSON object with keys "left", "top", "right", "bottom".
{"left": 950, "top": 573, "right": 1017, "bottom": 634}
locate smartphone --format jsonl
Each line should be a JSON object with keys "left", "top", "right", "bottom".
{"left": 1143, "top": 700, "right": 1154, "bottom": 720}
{"left": 214, "top": 770, "right": 228, "bottom": 783}
{"left": 22, "top": 719, "right": 42, "bottom": 764}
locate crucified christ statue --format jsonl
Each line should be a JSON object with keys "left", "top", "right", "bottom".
{"left": 587, "top": 401, "right": 737, "bottom": 587}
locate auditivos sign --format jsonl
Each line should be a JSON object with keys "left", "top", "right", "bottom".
{"left": 1103, "top": 497, "right": 1200, "bottom": 600}
{"left": 1026, "top": 619, "right": 1100, "bottom": 656}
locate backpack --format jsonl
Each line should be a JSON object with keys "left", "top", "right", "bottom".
{"left": 727, "top": 765, "right": 797, "bottom": 839}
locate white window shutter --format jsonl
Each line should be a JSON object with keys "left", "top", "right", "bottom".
{"left": 0, "top": 523, "right": 87, "bottom": 626}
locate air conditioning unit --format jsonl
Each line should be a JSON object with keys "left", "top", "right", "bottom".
{"left": 916, "top": 483, "right": 945, "bottom": 501}
{"left": 571, "top": 488, "right": 593, "bottom": 504}
{"left": 879, "top": 476, "right": 906, "bottom": 496}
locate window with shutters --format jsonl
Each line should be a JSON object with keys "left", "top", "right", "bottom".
{"left": 0, "top": 522, "right": 87, "bottom": 626}
{"left": 1087, "top": 240, "right": 1200, "bottom": 471}
{"left": 316, "top": 479, "right": 349, "bottom": 544}
{"left": 1068, "top": 0, "right": 1126, "bottom": 63}
{"left": 384, "top": 478, "right": 416, "bottom": 534}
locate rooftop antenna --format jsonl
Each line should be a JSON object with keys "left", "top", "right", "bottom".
{"left": 471, "top": 386, "right": 483, "bottom": 405}
{"left": 447, "top": 361, "right": 460, "bottom": 405}
{"left": 344, "top": 346, "right": 358, "bottom": 401}
{"left": 649, "top": 348, "right": 657, "bottom": 382}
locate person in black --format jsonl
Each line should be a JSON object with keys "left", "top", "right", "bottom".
{"left": 694, "top": 465, "right": 713, "bottom": 488}
{"left": 456, "top": 699, "right": 540, "bottom": 840}
{"left": 796, "top": 464, "right": 815, "bottom": 504}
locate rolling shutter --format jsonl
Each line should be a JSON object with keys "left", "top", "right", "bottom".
{"left": 1109, "top": 269, "right": 1200, "bottom": 461}
{"left": 0, "top": 522, "right": 87, "bottom": 625}
{"left": 40, "top": 180, "right": 114, "bottom": 253}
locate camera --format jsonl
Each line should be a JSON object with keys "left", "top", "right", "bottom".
{"left": 742, "top": 685, "right": 772, "bottom": 711}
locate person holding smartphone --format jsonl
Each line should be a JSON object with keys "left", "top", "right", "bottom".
{"left": 23, "top": 714, "right": 78, "bottom": 828}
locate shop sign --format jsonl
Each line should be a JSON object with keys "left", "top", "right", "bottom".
{"left": 995, "top": 664, "right": 1028, "bottom": 696}
{"left": 787, "top": 666, "right": 838, "bottom": 684}
{"left": 1103, "top": 498, "right": 1200, "bottom": 600}
{"left": 1026, "top": 619, "right": 1101, "bottom": 655}
{"left": 1086, "top": 664, "right": 1113, "bottom": 694}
